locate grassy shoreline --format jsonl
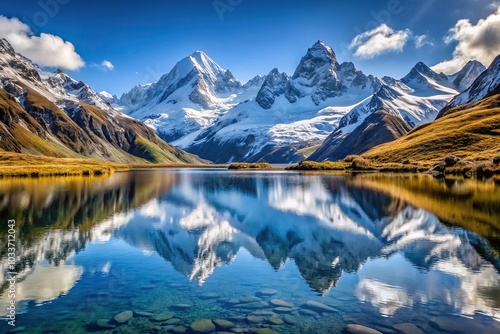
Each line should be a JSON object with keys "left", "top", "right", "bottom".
{"left": 2, "top": 151, "right": 499, "bottom": 180}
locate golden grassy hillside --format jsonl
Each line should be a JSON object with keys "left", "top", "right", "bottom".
{"left": 0, "top": 152, "right": 128, "bottom": 177}
{"left": 364, "top": 94, "right": 500, "bottom": 164}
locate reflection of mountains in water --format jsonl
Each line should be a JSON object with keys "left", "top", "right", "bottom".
{"left": 112, "top": 173, "right": 499, "bottom": 294}
{"left": 0, "top": 171, "right": 177, "bottom": 285}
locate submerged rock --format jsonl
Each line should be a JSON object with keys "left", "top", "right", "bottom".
{"left": 270, "top": 299, "right": 294, "bottom": 308}
{"left": 393, "top": 323, "right": 424, "bottom": 334}
{"left": 134, "top": 311, "right": 154, "bottom": 317}
{"left": 189, "top": 319, "right": 215, "bottom": 333}
{"left": 234, "top": 301, "right": 269, "bottom": 309}
{"left": 113, "top": 310, "right": 133, "bottom": 324}
{"left": 302, "top": 300, "right": 337, "bottom": 313}
{"left": 283, "top": 315, "right": 297, "bottom": 325}
{"left": 250, "top": 328, "right": 279, "bottom": 334}
{"left": 343, "top": 324, "right": 382, "bottom": 334}
{"left": 171, "top": 303, "right": 192, "bottom": 310}
{"left": 96, "top": 319, "right": 116, "bottom": 329}
{"left": 273, "top": 307, "right": 293, "bottom": 313}
{"left": 246, "top": 315, "right": 265, "bottom": 323}
{"left": 151, "top": 311, "right": 175, "bottom": 322}
{"left": 240, "top": 296, "right": 263, "bottom": 303}
{"left": 257, "top": 288, "right": 278, "bottom": 296}
{"left": 430, "top": 316, "right": 491, "bottom": 333}
{"left": 268, "top": 316, "right": 284, "bottom": 325}
{"left": 213, "top": 319, "right": 235, "bottom": 329}
{"left": 171, "top": 325, "right": 187, "bottom": 333}
{"left": 165, "top": 318, "right": 181, "bottom": 325}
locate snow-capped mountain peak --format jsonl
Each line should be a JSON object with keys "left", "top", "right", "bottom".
{"left": 0, "top": 38, "right": 15, "bottom": 56}
{"left": 448, "top": 60, "right": 486, "bottom": 92}
{"left": 292, "top": 40, "right": 338, "bottom": 81}
{"left": 402, "top": 61, "right": 449, "bottom": 87}
{"left": 445, "top": 54, "right": 500, "bottom": 109}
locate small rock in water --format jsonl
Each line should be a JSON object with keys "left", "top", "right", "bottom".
{"left": 344, "top": 324, "right": 382, "bottom": 334}
{"left": 273, "top": 307, "right": 293, "bottom": 313}
{"left": 257, "top": 288, "right": 278, "bottom": 296}
{"left": 268, "top": 316, "right": 284, "bottom": 325}
{"left": 200, "top": 292, "right": 219, "bottom": 299}
{"left": 270, "top": 299, "right": 294, "bottom": 308}
{"left": 213, "top": 319, "right": 235, "bottom": 329}
{"left": 430, "top": 316, "right": 487, "bottom": 333}
{"left": 228, "top": 315, "right": 247, "bottom": 323}
{"left": 247, "top": 315, "right": 264, "bottom": 324}
{"left": 393, "top": 323, "right": 424, "bottom": 334}
{"left": 189, "top": 319, "right": 215, "bottom": 333}
{"left": 227, "top": 298, "right": 241, "bottom": 304}
{"left": 301, "top": 300, "right": 337, "bottom": 313}
{"left": 134, "top": 311, "right": 154, "bottom": 317}
{"left": 299, "top": 309, "right": 318, "bottom": 316}
{"left": 171, "top": 325, "right": 187, "bottom": 334}
{"left": 240, "top": 296, "right": 262, "bottom": 303}
{"left": 250, "top": 329, "right": 278, "bottom": 334}
{"left": 151, "top": 311, "right": 175, "bottom": 322}
{"left": 171, "top": 303, "right": 192, "bottom": 310}
{"left": 96, "top": 319, "right": 116, "bottom": 329}
{"left": 235, "top": 301, "right": 269, "bottom": 309}
{"left": 113, "top": 310, "right": 133, "bottom": 324}
{"left": 283, "top": 315, "right": 297, "bottom": 325}
{"left": 165, "top": 318, "right": 181, "bottom": 325}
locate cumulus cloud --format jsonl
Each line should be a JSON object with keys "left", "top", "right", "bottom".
{"left": 432, "top": 6, "right": 500, "bottom": 74}
{"left": 350, "top": 24, "right": 411, "bottom": 59}
{"left": 0, "top": 16, "right": 85, "bottom": 70}
{"left": 92, "top": 60, "right": 115, "bottom": 71}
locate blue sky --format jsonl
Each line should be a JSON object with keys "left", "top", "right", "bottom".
{"left": 1, "top": 0, "right": 499, "bottom": 96}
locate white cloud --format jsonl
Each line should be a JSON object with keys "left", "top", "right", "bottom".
{"left": 415, "top": 35, "right": 432, "bottom": 48}
{"left": 432, "top": 6, "right": 500, "bottom": 74}
{"left": 0, "top": 16, "right": 85, "bottom": 70}
{"left": 350, "top": 24, "right": 411, "bottom": 59}
{"left": 92, "top": 60, "right": 114, "bottom": 71}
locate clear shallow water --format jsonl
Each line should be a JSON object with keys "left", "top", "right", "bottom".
{"left": 0, "top": 169, "right": 499, "bottom": 334}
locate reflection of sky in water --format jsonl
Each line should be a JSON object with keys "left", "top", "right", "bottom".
{"left": 0, "top": 170, "right": 499, "bottom": 330}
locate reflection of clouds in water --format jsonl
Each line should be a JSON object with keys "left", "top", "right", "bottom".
{"left": 91, "top": 212, "right": 134, "bottom": 243}
{"left": 0, "top": 263, "right": 83, "bottom": 316}
{"left": 355, "top": 208, "right": 500, "bottom": 319}
{"left": 356, "top": 279, "right": 409, "bottom": 316}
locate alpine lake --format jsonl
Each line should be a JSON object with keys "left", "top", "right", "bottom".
{"left": 0, "top": 169, "right": 499, "bottom": 334}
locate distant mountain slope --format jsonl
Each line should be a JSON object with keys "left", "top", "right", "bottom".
{"left": 181, "top": 41, "right": 383, "bottom": 163}
{"left": 363, "top": 94, "right": 500, "bottom": 163}
{"left": 438, "top": 55, "right": 500, "bottom": 118}
{"left": 309, "top": 61, "right": 485, "bottom": 161}
{"left": 0, "top": 38, "right": 204, "bottom": 164}
{"left": 309, "top": 110, "right": 412, "bottom": 161}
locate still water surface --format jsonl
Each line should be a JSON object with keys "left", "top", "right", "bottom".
{"left": 0, "top": 169, "right": 499, "bottom": 333}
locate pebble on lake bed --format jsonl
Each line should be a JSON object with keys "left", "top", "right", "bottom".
{"left": 301, "top": 300, "right": 337, "bottom": 313}
{"left": 113, "top": 310, "right": 133, "bottom": 324}
{"left": 257, "top": 288, "right": 278, "bottom": 295}
{"left": 343, "top": 324, "right": 383, "bottom": 334}
{"left": 393, "top": 322, "right": 424, "bottom": 334}
{"left": 213, "top": 319, "right": 235, "bottom": 329}
{"left": 189, "top": 319, "right": 216, "bottom": 333}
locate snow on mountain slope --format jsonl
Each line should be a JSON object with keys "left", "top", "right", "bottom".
{"left": 181, "top": 41, "right": 382, "bottom": 163}
{"left": 445, "top": 54, "right": 500, "bottom": 109}
{"left": 309, "top": 61, "right": 485, "bottom": 161}
{"left": 120, "top": 51, "right": 255, "bottom": 142}
{"left": 0, "top": 38, "right": 118, "bottom": 117}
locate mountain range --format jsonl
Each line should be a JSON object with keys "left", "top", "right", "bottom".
{"left": 0, "top": 38, "right": 203, "bottom": 164}
{"left": 114, "top": 40, "right": 486, "bottom": 163}
{"left": 1, "top": 37, "right": 498, "bottom": 165}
